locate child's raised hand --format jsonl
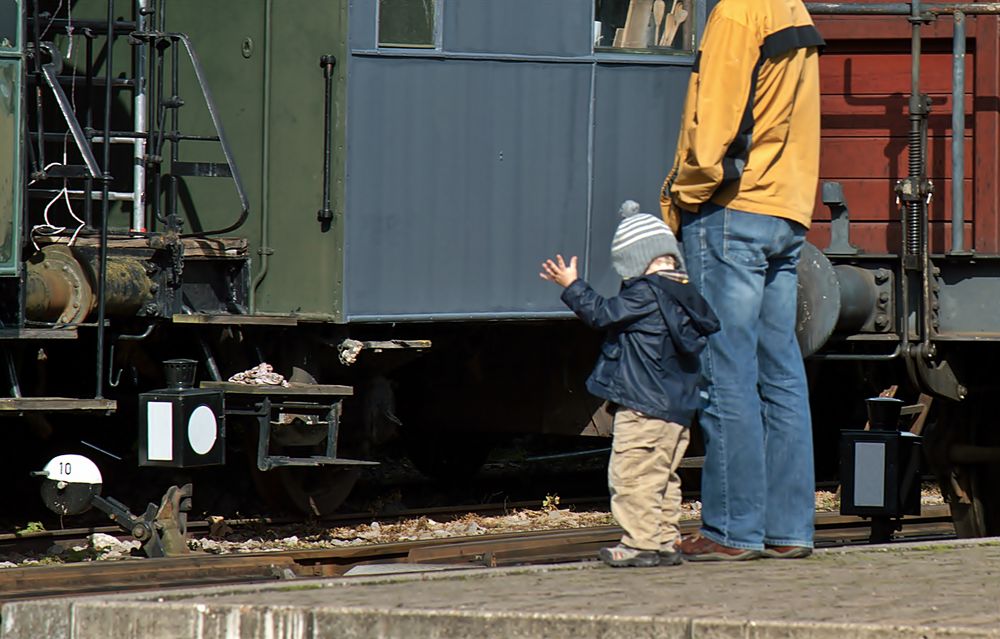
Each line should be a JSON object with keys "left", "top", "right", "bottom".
{"left": 540, "top": 254, "right": 579, "bottom": 288}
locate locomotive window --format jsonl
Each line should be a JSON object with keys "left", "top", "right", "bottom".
{"left": 595, "top": 0, "right": 694, "bottom": 53}
{"left": 378, "top": 0, "right": 437, "bottom": 49}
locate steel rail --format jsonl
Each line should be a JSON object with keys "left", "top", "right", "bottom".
{"left": 0, "top": 505, "right": 954, "bottom": 602}
{"left": 0, "top": 496, "right": 613, "bottom": 555}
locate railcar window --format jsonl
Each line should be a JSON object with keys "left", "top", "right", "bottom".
{"left": 378, "top": 0, "right": 436, "bottom": 49}
{"left": 595, "top": 0, "right": 693, "bottom": 53}
{"left": 0, "top": 0, "right": 16, "bottom": 49}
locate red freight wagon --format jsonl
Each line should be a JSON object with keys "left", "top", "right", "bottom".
{"left": 810, "top": 8, "right": 996, "bottom": 252}
{"left": 801, "top": 1, "right": 1000, "bottom": 538}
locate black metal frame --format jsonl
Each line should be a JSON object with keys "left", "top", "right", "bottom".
{"left": 222, "top": 395, "right": 377, "bottom": 472}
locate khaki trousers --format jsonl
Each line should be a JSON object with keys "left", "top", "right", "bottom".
{"left": 609, "top": 408, "right": 690, "bottom": 551}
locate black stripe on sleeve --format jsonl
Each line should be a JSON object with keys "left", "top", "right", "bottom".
{"left": 760, "top": 25, "right": 825, "bottom": 59}
{"left": 717, "top": 55, "right": 763, "bottom": 191}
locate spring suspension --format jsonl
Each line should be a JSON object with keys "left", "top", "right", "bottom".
{"left": 905, "top": 123, "right": 923, "bottom": 257}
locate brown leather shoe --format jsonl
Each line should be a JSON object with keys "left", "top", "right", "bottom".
{"left": 762, "top": 545, "right": 812, "bottom": 559}
{"left": 679, "top": 535, "right": 761, "bottom": 562}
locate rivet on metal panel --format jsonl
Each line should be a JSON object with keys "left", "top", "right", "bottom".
{"left": 241, "top": 38, "right": 254, "bottom": 59}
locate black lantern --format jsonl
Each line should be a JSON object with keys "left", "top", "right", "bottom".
{"left": 138, "top": 360, "right": 225, "bottom": 468}
{"left": 839, "top": 397, "right": 921, "bottom": 519}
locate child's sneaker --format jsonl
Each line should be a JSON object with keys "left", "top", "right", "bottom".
{"left": 659, "top": 540, "right": 684, "bottom": 566}
{"left": 599, "top": 543, "right": 660, "bottom": 567}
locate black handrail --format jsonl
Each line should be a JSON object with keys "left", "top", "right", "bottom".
{"left": 317, "top": 54, "right": 337, "bottom": 226}
{"left": 95, "top": 0, "right": 114, "bottom": 400}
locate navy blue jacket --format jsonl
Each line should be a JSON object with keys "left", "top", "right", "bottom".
{"left": 561, "top": 273, "right": 720, "bottom": 426}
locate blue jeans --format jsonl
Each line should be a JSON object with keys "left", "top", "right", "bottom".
{"left": 682, "top": 204, "right": 815, "bottom": 550}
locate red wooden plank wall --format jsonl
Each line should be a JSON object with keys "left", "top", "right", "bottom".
{"left": 808, "top": 12, "right": 1000, "bottom": 254}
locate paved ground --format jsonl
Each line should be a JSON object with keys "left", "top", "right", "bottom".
{"left": 4, "top": 538, "right": 1000, "bottom": 638}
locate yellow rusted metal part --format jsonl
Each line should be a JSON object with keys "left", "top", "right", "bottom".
{"left": 25, "top": 245, "right": 154, "bottom": 323}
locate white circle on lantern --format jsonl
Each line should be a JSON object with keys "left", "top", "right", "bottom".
{"left": 187, "top": 405, "right": 218, "bottom": 455}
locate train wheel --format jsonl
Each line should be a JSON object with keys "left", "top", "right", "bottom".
{"left": 938, "top": 460, "right": 1000, "bottom": 537}
{"left": 403, "top": 430, "right": 493, "bottom": 483}
{"left": 925, "top": 398, "right": 1000, "bottom": 537}
{"left": 251, "top": 466, "right": 360, "bottom": 517}
{"left": 241, "top": 420, "right": 360, "bottom": 516}
{"left": 947, "top": 470, "right": 988, "bottom": 537}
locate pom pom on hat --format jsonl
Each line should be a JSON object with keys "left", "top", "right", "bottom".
{"left": 619, "top": 200, "right": 641, "bottom": 218}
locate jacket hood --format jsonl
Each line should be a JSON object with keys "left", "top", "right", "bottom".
{"left": 643, "top": 274, "right": 721, "bottom": 337}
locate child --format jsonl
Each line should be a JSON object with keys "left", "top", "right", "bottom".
{"left": 540, "top": 201, "right": 720, "bottom": 567}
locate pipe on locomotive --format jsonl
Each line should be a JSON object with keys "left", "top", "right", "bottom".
{"left": 951, "top": 10, "right": 966, "bottom": 253}
{"left": 24, "top": 246, "right": 154, "bottom": 325}
{"left": 95, "top": 0, "right": 116, "bottom": 399}
{"left": 808, "top": 2, "right": 1000, "bottom": 15}
{"left": 132, "top": 0, "right": 150, "bottom": 232}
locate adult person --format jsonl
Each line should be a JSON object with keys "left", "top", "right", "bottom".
{"left": 660, "top": 0, "right": 824, "bottom": 560}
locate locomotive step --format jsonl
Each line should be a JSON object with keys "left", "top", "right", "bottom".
{"left": 200, "top": 381, "right": 352, "bottom": 396}
{"left": 259, "top": 455, "right": 378, "bottom": 469}
{"left": 0, "top": 328, "right": 78, "bottom": 340}
{"left": 0, "top": 397, "right": 116, "bottom": 413}
{"left": 173, "top": 315, "right": 298, "bottom": 327}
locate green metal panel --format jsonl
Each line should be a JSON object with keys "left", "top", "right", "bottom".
{"left": 0, "top": 0, "right": 20, "bottom": 275}
{"left": 167, "top": 0, "right": 267, "bottom": 286}
{"left": 170, "top": 0, "right": 347, "bottom": 319}
{"left": 0, "top": 59, "right": 20, "bottom": 275}
{"left": 254, "top": 0, "right": 347, "bottom": 319}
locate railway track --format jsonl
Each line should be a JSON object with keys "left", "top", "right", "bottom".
{"left": 0, "top": 495, "right": 612, "bottom": 555}
{"left": 0, "top": 504, "right": 955, "bottom": 602}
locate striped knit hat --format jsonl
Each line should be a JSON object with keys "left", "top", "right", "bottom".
{"left": 611, "top": 200, "right": 684, "bottom": 279}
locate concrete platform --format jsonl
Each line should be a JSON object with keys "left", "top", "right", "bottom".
{"left": 4, "top": 538, "right": 1000, "bottom": 639}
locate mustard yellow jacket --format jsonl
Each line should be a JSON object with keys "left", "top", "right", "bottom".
{"left": 662, "top": 0, "right": 823, "bottom": 229}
